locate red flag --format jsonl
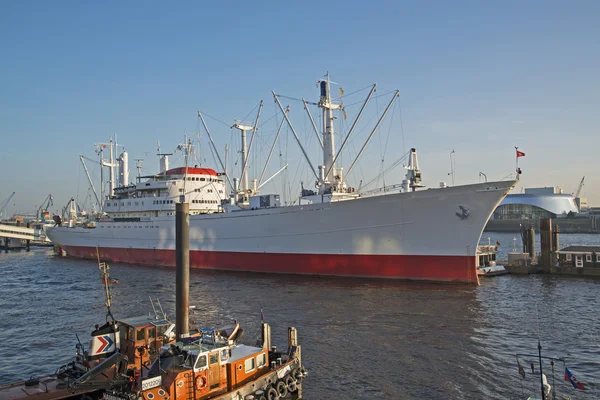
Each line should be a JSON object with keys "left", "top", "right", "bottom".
{"left": 516, "top": 150, "right": 525, "bottom": 157}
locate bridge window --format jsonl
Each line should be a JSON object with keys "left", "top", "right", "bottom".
{"left": 210, "top": 353, "right": 218, "bottom": 365}
{"left": 136, "top": 328, "right": 145, "bottom": 341}
{"left": 586, "top": 254, "right": 592, "bottom": 262}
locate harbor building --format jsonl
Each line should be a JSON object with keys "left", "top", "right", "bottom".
{"left": 492, "top": 187, "right": 579, "bottom": 220}
{"left": 557, "top": 246, "right": 600, "bottom": 268}
{"left": 485, "top": 187, "right": 598, "bottom": 233}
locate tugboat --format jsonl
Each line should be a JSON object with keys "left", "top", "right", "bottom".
{"left": 102, "top": 323, "right": 306, "bottom": 400}
{"left": 0, "top": 252, "right": 181, "bottom": 399}
{"left": 0, "top": 243, "right": 307, "bottom": 400}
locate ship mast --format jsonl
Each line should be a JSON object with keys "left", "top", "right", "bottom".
{"left": 318, "top": 73, "right": 343, "bottom": 192}
{"left": 232, "top": 101, "right": 263, "bottom": 204}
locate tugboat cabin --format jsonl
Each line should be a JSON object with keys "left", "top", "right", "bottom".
{"left": 100, "top": 316, "right": 199, "bottom": 370}
{"left": 141, "top": 338, "right": 269, "bottom": 399}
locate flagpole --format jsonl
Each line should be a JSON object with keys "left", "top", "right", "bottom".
{"left": 515, "top": 146, "right": 521, "bottom": 181}
{"left": 536, "top": 304, "right": 546, "bottom": 400}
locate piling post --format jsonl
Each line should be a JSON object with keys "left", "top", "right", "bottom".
{"left": 527, "top": 227, "right": 535, "bottom": 258}
{"left": 261, "top": 323, "right": 271, "bottom": 350}
{"left": 26, "top": 223, "right": 31, "bottom": 252}
{"left": 175, "top": 202, "right": 190, "bottom": 340}
{"left": 540, "top": 219, "right": 553, "bottom": 270}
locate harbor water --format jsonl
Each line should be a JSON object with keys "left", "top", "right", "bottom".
{"left": 1, "top": 235, "right": 599, "bottom": 399}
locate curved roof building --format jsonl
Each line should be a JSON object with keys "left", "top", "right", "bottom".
{"left": 492, "top": 187, "right": 579, "bottom": 220}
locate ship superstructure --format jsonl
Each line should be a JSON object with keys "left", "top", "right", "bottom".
{"left": 48, "top": 75, "right": 518, "bottom": 284}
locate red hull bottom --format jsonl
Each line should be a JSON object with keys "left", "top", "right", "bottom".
{"left": 61, "top": 246, "right": 479, "bottom": 284}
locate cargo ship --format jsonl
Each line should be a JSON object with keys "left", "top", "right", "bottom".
{"left": 47, "top": 75, "right": 517, "bottom": 284}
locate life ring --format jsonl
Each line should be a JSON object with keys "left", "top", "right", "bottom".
{"left": 266, "top": 387, "right": 278, "bottom": 400}
{"left": 196, "top": 376, "right": 207, "bottom": 390}
{"left": 276, "top": 380, "right": 288, "bottom": 398}
{"left": 285, "top": 375, "right": 297, "bottom": 393}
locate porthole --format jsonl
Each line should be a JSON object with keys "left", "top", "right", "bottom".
{"left": 158, "top": 389, "right": 166, "bottom": 396}
{"left": 147, "top": 394, "right": 155, "bottom": 400}
{"left": 177, "top": 380, "right": 184, "bottom": 387}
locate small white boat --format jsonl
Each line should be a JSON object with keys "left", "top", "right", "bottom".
{"left": 477, "top": 261, "right": 508, "bottom": 276}
{"left": 477, "top": 242, "right": 508, "bottom": 276}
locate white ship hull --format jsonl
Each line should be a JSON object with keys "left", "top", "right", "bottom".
{"left": 47, "top": 180, "right": 516, "bottom": 283}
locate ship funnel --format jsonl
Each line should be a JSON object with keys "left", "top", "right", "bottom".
{"left": 160, "top": 155, "right": 169, "bottom": 174}
{"left": 119, "top": 151, "right": 129, "bottom": 187}
{"left": 320, "top": 81, "right": 328, "bottom": 98}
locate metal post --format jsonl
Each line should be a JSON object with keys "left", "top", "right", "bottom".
{"left": 272, "top": 92, "right": 321, "bottom": 183}
{"left": 176, "top": 202, "right": 190, "bottom": 340}
{"left": 241, "top": 128, "right": 248, "bottom": 194}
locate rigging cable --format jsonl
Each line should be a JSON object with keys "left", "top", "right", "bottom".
{"left": 381, "top": 97, "right": 398, "bottom": 189}
{"left": 397, "top": 95, "right": 406, "bottom": 157}
{"left": 199, "top": 111, "right": 231, "bottom": 128}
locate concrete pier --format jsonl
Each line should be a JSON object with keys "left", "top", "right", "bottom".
{"left": 175, "top": 202, "right": 190, "bottom": 340}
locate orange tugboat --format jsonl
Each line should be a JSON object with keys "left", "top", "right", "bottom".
{"left": 0, "top": 208, "right": 307, "bottom": 400}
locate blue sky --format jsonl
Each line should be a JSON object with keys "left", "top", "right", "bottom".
{"left": 1, "top": 1, "right": 599, "bottom": 216}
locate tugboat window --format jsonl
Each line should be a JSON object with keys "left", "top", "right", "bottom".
{"left": 257, "top": 353, "right": 266, "bottom": 368}
{"left": 210, "top": 353, "right": 219, "bottom": 364}
{"left": 195, "top": 355, "right": 207, "bottom": 370}
{"left": 136, "top": 329, "right": 145, "bottom": 341}
{"left": 148, "top": 327, "right": 155, "bottom": 339}
{"left": 244, "top": 357, "right": 255, "bottom": 373}
{"left": 220, "top": 349, "right": 229, "bottom": 362}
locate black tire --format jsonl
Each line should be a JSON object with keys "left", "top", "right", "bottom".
{"left": 293, "top": 368, "right": 303, "bottom": 383}
{"left": 285, "top": 375, "right": 297, "bottom": 393}
{"left": 266, "top": 387, "right": 278, "bottom": 400}
{"left": 276, "top": 380, "right": 288, "bottom": 398}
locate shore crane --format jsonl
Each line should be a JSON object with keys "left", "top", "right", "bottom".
{"left": 36, "top": 194, "right": 53, "bottom": 220}
{"left": 0, "top": 192, "right": 15, "bottom": 219}
{"left": 575, "top": 176, "right": 585, "bottom": 198}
